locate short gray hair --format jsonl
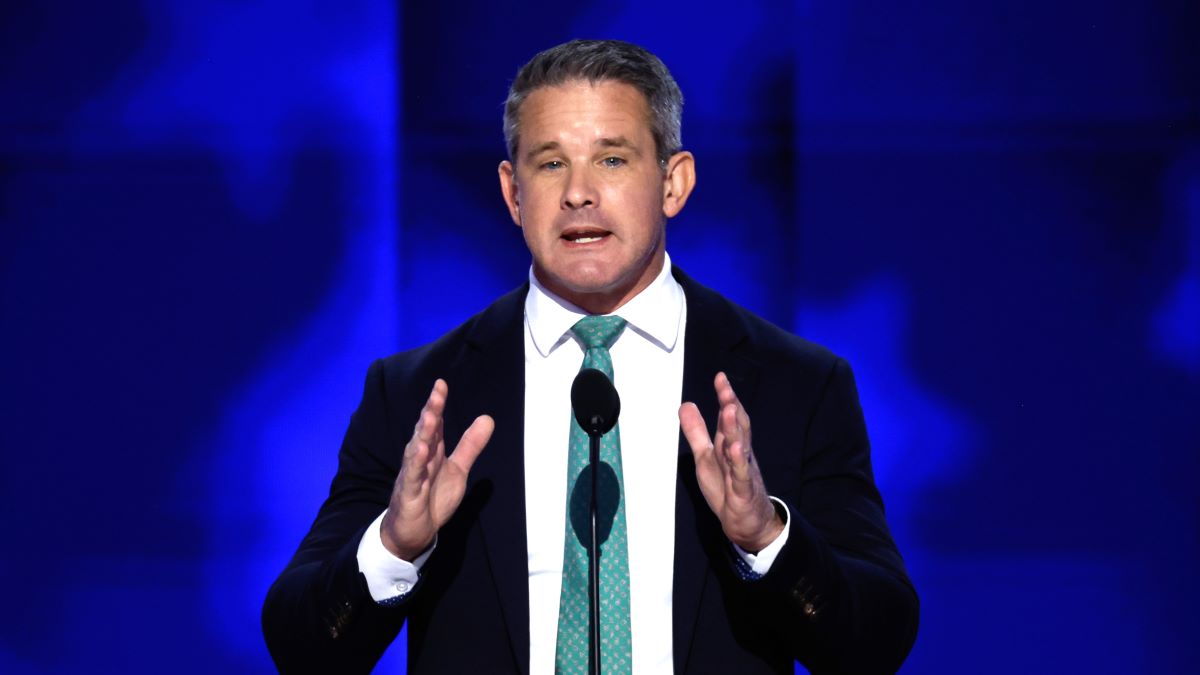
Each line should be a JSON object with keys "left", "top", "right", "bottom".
{"left": 503, "top": 39, "right": 684, "bottom": 166}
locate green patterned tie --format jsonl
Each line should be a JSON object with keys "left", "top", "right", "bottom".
{"left": 555, "top": 315, "right": 632, "bottom": 674}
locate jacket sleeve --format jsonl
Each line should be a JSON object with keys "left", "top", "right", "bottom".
{"left": 261, "top": 359, "right": 413, "bottom": 673}
{"left": 747, "top": 357, "right": 920, "bottom": 674}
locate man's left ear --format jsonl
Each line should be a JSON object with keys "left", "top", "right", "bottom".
{"left": 661, "top": 151, "right": 696, "bottom": 219}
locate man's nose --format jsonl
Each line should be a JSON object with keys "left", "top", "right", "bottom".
{"left": 562, "top": 166, "right": 598, "bottom": 209}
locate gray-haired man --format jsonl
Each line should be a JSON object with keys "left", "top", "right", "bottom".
{"left": 264, "top": 39, "right": 918, "bottom": 674}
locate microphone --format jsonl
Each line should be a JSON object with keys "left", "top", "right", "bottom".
{"left": 571, "top": 368, "right": 620, "bottom": 437}
{"left": 569, "top": 367, "right": 620, "bottom": 675}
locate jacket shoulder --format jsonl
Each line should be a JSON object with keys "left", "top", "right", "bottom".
{"left": 676, "top": 267, "right": 842, "bottom": 374}
{"left": 734, "top": 300, "right": 839, "bottom": 368}
{"left": 375, "top": 283, "right": 527, "bottom": 390}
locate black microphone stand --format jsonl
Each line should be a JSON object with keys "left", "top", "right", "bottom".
{"left": 585, "top": 417, "right": 603, "bottom": 675}
{"left": 572, "top": 367, "right": 619, "bottom": 675}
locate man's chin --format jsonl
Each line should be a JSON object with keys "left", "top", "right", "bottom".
{"left": 534, "top": 255, "right": 663, "bottom": 311}
{"left": 537, "top": 263, "right": 614, "bottom": 291}
{"left": 559, "top": 278, "right": 625, "bottom": 300}
{"left": 535, "top": 270, "right": 632, "bottom": 310}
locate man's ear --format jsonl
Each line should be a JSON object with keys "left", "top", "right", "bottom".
{"left": 661, "top": 151, "right": 696, "bottom": 218}
{"left": 498, "top": 160, "right": 522, "bottom": 226}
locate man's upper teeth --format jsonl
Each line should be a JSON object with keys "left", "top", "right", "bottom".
{"left": 575, "top": 236, "right": 601, "bottom": 243}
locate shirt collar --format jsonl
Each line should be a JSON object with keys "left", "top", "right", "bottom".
{"left": 525, "top": 252, "right": 685, "bottom": 358}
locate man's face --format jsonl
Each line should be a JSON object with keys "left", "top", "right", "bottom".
{"left": 498, "top": 80, "right": 694, "bottom": 314}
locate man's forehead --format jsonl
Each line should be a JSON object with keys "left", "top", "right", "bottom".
{"left": 516, "top": 80, "right": 653, "bottom": 148}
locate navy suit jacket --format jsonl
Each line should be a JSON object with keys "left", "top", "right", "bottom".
{"left": 263, "top": 268, "right": 918, "bottom": 674}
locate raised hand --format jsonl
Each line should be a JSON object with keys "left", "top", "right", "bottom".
{"left": 381, "top": 379, "right": 494, "bottom": 561}
{"left": 679, "top": 372, "right": 783, "bottom": 553}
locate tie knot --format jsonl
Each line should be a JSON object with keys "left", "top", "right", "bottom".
{"left": 572, "top": 315, "right": 627, "bottom": 350}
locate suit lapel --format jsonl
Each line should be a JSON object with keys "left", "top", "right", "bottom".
{"left": 447, "top": 284, "right": 531, "bottom": 673}
{"left": 671, "top": 268, "right": 760, "bottom": 673}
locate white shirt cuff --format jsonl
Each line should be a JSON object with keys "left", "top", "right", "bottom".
{"left": 731, "top": 497, "right": 791, "bottom": 575}
{"left": 355, "top": 509, "right": 435, "bottom": 603}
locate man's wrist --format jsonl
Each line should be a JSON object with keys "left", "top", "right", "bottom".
{"left": 731, "top": 498, "right": 791, "bottom": 577}
{"left": 380, "top": 511, "right": 434, "bottom": 561}
{"left": 358, "top": 510, "right": 436, "bottom": 603}
{"left": 734, "top": 499, "right": 788, "bottom": 553}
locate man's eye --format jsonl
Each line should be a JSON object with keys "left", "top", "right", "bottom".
{"left": 542, "top": 160, "right": 564, "bottom": 170}
{"left": 602, "top": 157, "right": 626, "bottom": 168}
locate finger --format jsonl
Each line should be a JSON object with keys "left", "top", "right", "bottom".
{"left": 431, "top": 406, "right": 447, "bottom": 466}
{"left": 715, "top": 372, "right": 751, "bottom": 435}
{"left": 447, "top": 414, "right": 495, "bottom": 476}
{"left": 412, "top": 379, "right": 448, "bottom": 446}
{"left": 718, "top": 402, "right": 743, "bottom": 461}
{"left": 726, "top": 440, "right": 755, "bottom": 497}
{"left": 680, "top": 403, "right": 726, "bottom": 510}
{"left": 428, "top": 377, "right": 448, "bottom": 412}
{"left": 428, "top": 435, "right": 447, "bottom": 476}
{"left": 720, "top": 402, "right": 755, "bottom": 500}
{"left": 714, "top": 371, "right": 736, "bottom": 407}
{"left": 679, "top": 403, "right": 714, "bottom": 459}
{"left": 681, "top": 402, "right": 725, "bottom": 482}
{"left": 714, "top": 405, "right": 743, "bottom": 499}
{"left": 430, "top": 385, "right": 449, "bottom": 475}
{"left": 400, "top": 436, "right": 433, "bottom": 490}
{"left": 402, "top": 380, "right": 449, "bottom": 485}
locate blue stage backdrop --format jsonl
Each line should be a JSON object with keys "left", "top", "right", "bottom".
{"left": 1, "top": 1, "right": 1196, "bottom": 672}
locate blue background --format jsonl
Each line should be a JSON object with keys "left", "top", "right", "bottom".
{"left": 2, "top": 1, "right": 1197, "bottom": 672}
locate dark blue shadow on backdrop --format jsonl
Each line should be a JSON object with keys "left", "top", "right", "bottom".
{"left": 1, "top": 1, "right": 1197, "bottom": 673}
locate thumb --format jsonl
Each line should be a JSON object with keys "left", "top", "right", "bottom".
{"left": 679, "top": 403, "right": 713, "bottom": 458}
{"left": 448, "top": 414, "right": 494, "bottom": 475}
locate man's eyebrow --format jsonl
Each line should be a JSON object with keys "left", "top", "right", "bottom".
{"left": 597, "top": 136, "right": 638, "bottom": 151}
{"left": 524, "top": 141, "right": 560, "bottom": 162}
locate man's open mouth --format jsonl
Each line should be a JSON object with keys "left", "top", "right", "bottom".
{"left": 562, "top": 228, "right": 610, "bottom": 244}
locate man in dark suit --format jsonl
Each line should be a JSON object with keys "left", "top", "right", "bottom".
{"left": 263, "top": 39, "right": 918, "bottom": 674}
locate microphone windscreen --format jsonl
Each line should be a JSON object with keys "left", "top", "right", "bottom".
{"left": 571, "top": 368, "right": 620, "bottom": 436}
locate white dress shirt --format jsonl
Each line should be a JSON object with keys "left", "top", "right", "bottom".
{"left": 523, "top": 255, "right": 686, "bottom": 674}
{"left": 356, "top": 253, "right": 790, "bottom": 673}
